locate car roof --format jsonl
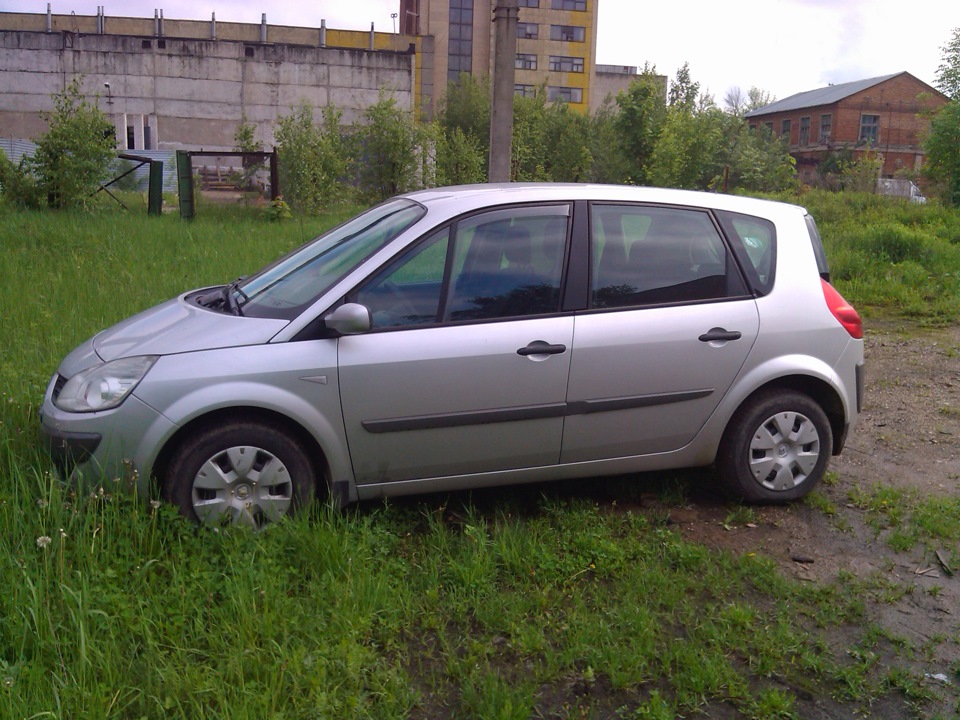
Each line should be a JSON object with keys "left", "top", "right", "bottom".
{"left": 401, "top": 183, "right": 809, "bottom": 219}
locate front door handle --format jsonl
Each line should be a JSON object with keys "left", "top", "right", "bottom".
{"left": 698, "top": 327, "right": 742, "bottom": 343}
{"left": 517, "top": 341, "right": 567, "bottom": 356}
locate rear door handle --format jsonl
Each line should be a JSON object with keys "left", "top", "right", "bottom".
{"left": 698, "top": 327, "right": 742, "bottom": 343}
{"left": 517, "top": 341, "right": 567, "bottom": 356}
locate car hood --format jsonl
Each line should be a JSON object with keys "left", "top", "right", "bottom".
{"left": 92, "top": 292, "right": 288, "bottom": 363}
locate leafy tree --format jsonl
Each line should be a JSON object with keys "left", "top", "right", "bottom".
{"left": 614, "top": 65, "right": 667, "bottom": 184}
{"left": 541, "top": 102, "right": 592, "bottom": 182}
{"left": 586, "top": 98, "right": 631, "bottom": 184}
{"left": 510, "top": 89, "right": 551, "bottom": 181}
{"left": 647, "top": 105, "right": 728, "bottom": 190}
{"left": 924, "top": 99, "right": 960, "bottom": 206}
{"left": 723, "top": 86, "right": 776, "bottom": 117}
{"left": 725, "top": 125, "right": 797, "bottom": 192}
{"left": 436, "top": 125, "right": 486, "bottom": 185}
{"left": 275, "top": 102, "right": 348, "bottom": 214}
{"left": 667, "top": 62, "right": 700, "bottom": 111}
{"left": 439, "top": 74, "right": 491, "bottom": 159}
{"left": 935, "top": 27, "right": 960, "bottom": 100}
{"left": 231, "top": 112, "right": 264, "bottom": 191}
{"left": 353, "top": 92, "right": 421, "bottom": 202}
{"left": 5, "top": 77, "right": 115, "bottom": 208}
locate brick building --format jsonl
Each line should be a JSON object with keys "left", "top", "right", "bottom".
{"left": 745, "top": 72, "right": 948, "bottom": 183}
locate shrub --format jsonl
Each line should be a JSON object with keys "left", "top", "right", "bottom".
{"left": 275, "top": 103, "right": 349, "bottom": 214}
{"left": 18, "top": 77, "right": 116, "bottom": 209}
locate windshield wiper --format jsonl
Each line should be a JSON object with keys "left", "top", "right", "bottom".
{"left": 223, "top": 278, "right": 248, "bottom": 316}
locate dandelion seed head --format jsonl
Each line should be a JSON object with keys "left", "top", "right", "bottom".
{"left": 36, "top": 536, "right": 52, "bottom": 549}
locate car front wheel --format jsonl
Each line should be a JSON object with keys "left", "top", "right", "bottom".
{"left": 717, "top": 390, "right": 832, "bottom": 503}
{"left": 164, "top": 420, "right": 317, "bottom": 528}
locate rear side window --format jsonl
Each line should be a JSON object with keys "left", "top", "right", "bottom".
{"left": 590, "top": 204, "right": 747, "bottom": 309}
{"left": 715, "top": 211, "right": 777, "bottom": 296}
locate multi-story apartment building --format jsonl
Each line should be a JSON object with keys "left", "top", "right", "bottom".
{"left": 400, "top": 0, "right": 636, "bottom": 115}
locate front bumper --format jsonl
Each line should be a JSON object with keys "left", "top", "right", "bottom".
{"left": 39, "top": 374, "right": 176, "bottom": 493}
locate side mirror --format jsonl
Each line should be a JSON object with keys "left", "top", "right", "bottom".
{"left": 324, "top": 303, "right": 372, "bottom": 335}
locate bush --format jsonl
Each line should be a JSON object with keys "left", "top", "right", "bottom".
{"left": 13, "top": 77, "right": 116, "bottom": 209}
{"left": 275, "top": 103, "right": 349, "bottom": 214}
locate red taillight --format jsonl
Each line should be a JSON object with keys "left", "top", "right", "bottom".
{"left": 821, "top": 278, "right": 863, "bottom": 339}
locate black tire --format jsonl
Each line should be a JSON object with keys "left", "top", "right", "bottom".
{"left": 163, "top": 420, "right": 317, "bottom": 528}
{"left": 716, "top": 390, "right": 832, "bottom": 503}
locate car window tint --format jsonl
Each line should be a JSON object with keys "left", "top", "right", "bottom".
{"left": 445, "top": 207, "right": 569, "bottom": 321}
{"left": 591, "top": 205, "right": 741, "bottom": 308}
{"left": 715, "top": 210, "right": 778, "bottom": 295}
{"left": 353, "top": 228, "right": 450, "bottom": 329}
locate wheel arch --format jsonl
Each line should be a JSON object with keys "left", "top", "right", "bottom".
{"left": 725, "top": 374, "right": 846, "bottom": 456}
{"left": 151, "top": 406, "right": 335, "bottom": 501}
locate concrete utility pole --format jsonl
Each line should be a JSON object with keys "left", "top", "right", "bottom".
{"left": 489, "top": 0, "right": 518, "bottom": 183}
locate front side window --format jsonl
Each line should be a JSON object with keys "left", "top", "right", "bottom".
{"left": 517, "top": 0, "right": 539, "bottom": 6}
{"left": 552, "top": 0, "right": 586, "bottom": 8}
{"left": 238, "top": 199, "right": 425, "bottom": 319}
{"left": 590, "top": 205, "right": 746, "bottom": 308}
{"left": 352, "top": 205, "right": 570, "bottom": 328}
{"left": 859, "top": 114, "right": 880, "bottom": 144}
{"left": 799, "top": 116, "right": 810, "bottom": 146}
{"left": 780, "top": 119, "right": 791, "bottom": 138}
{"left": 515, "top": 84, "right": 536, "bottom": 98}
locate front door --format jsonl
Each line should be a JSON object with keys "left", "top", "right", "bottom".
{"left": 338, "top": 204, "right": 574, "bottom": 484}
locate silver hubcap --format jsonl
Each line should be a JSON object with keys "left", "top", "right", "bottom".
{"left": 191, "top": 445, "right": 293, "bottom": 528}
{"left": 748, "top": 411, "right": 821, "bottom": 492}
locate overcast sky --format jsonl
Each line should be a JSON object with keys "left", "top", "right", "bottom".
{"left": 3, "top": 0, "right": 957, "bottom": 103}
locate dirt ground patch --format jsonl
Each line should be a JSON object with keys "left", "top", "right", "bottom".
{"left": 662, "top": 320, "right": 960, "bottom": 716}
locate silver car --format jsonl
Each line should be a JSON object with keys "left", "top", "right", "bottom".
{"left": 40, "top": 184, "right": 865, "bottom": 527}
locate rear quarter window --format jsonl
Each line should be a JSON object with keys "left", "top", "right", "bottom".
{"left": 715, "top": 210, "right": 777, "bottom": 296}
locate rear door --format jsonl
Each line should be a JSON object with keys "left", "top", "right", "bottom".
{"left": 561, "top": 204, "right": 761, "bottom": 463}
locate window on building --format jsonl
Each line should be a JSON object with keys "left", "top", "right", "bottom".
{"left": 780, "top": 119, "right": 791, "bottom": 139}
{"left": 551, "top": 0, "right": 586, "bottom": 9}
{"left": 517, "top": 22, "right": 538, "bottom": 39}
{"left": 859, "top": 114, "right": 880, "bottom": 144}
{"left": 548, "top": 55, "right": 584, "bottom": 73}
{"left": 517, "top": 0, "right": 539, "bottom": 6}
{"left": 515, "top": 84, "right": 537, "bottom": 98}
{"left": 447, "top": 0, "right": 474, "bottom": 84}
{"left": 550, "top": 25, "right": 585, "bottom": 42}
{"left": 764, "top": 121, "right": 774, "bottom": 132}
{"left": 547, "top": 86, "right": 583, "bottom": 103}
{"left": 126, "top": 126, "right": 135, "bottom": 150}
{"left": 799, "top": 116, "right": 810, "bottom": 146}
{"left": 144, "top": 124, "right": 152, "bottom": 150}
{"left": 819, "top": 114, "right": 832, "bottom": 144}
{"left": 516, "top": 53, "right": 537, "bottom": 70}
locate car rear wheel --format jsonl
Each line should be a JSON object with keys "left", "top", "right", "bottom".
{"left": 717, "top": 390, "right": 832, "bottom": 503}
{"left": 164, "top": 420, "right": 317, "bottom": 528}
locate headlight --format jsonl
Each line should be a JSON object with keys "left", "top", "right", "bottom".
{"left": 54, "top": 356, "right": 159, "bottom": 413}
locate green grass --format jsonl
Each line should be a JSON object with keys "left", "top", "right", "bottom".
{"left": 768, "top": 189, "right": 960, "bottom": 324}
{"left": 2, "top": 195, "right": 959, "bottom": 717}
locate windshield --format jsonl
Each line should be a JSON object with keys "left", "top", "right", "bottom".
{"left": 236, "top": 199, "right": 426, "bottom": 319}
